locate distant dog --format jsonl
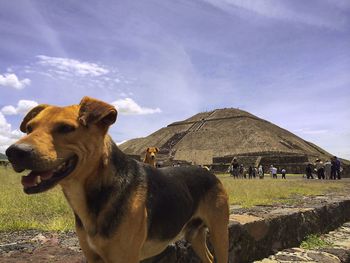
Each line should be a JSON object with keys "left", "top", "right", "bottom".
{"left": 143, "top": 147, "right": 159, "bottom": 167}
{"left": 6, "top": 97, "right": 229, "bottom": 263}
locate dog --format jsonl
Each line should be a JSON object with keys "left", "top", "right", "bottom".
{"left": 6, "top": 97, "right": 229, "bottom": 263}
{"left": 143, "top": 147, "right": 159, "bottom": 167}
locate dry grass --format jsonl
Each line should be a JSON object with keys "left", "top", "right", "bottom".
{"left": 218, "top": 173, "right": 347, "bottom": 207}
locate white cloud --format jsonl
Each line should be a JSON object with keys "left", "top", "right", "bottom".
{"left": 0, "top": 113, "right": 11, "bottom": 134}
{"left": 36, "top": 55, "right": 109, "bottom": 77}
{"left": 1, "top": 106, "right": 17, "bottom": 115}
{"left": 1, "top": 100, "right": 38, "bottom": 115}
{"left": 0, "top": 112, "right": 22, "bottom": 153}
{"left": 0, "top": 73, "right": 31, "bottom": 89}
{"left": 111, "top": 98, "right": 161, "bottom": 115}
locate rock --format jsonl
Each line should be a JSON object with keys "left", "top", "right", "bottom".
{"left": 31, "top": 234, "right": 48, "bottom": 244}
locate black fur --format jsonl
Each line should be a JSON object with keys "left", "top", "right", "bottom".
{"left": 145, "top": 165, "right": 219, "bottom": 240}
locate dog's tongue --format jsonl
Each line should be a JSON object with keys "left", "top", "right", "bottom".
{"left": 21, "top": 171, "right": 54, "bottom": 188}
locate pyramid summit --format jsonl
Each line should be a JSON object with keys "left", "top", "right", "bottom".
{"left": 120, "top": 108, "right": 348, "bottom": 173}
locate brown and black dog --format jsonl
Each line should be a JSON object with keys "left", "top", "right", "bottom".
{"left": 143, "top": 147, "right": 159, "bottom": 167}
{"left": 6, "top": 97, "right": 229, "bottom": 263}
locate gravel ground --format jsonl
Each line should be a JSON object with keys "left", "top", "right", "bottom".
{"left": 0, "top": 230, "right": 83, "bottom": 262}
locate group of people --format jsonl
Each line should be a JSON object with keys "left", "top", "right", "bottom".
{"left": 228, "top": 158, "right": 286, "bottom": 179}
{"left": 305, "top": 156, "right": 342, "bottom": 180}
{"left": 269, "top": 165, "right": 287, "bottom": 179}
{"left": 247, "top": 165, "right": 265, "bottom": 179}
{"left": 228, "top": 156, "right": 343, "bottom": 180}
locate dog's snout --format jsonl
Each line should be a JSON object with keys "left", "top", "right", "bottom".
{"left": 6, "top": 143, "right": 34, "bottom": 163}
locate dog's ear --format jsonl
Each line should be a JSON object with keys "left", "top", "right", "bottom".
{"left": 20, "top": 104, "right": 50, "bottom": 133}
{"left": 155, "top": 147, "right": 159, "bottom": 153}
{"left": 146, "top": 147, "right": 150, "bottom": 152}
{"left": 78, "top": 96, "right": 117, "bottom": 128}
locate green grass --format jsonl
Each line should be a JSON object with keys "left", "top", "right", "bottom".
{"left": 217, "top": 173, "right": 347, "bottom": 208}
{"left": 0, "top": 167, "right": 74, "bottom": 231}
{"left": 300, "top": 234, "right": 333, "bottom": 249}
{"left": 0, "top": 167, "right": 348, "bottom": 231}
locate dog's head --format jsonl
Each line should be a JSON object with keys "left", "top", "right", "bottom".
{"left": 6, "top": 97, "right": 117, "bottom": 194}
{"left": 145, "top": 147, "right": 159, "bottom": 160}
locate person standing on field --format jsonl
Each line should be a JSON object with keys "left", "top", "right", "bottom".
{"left": 229, "top": 157, "right": 239, "bottom": 178}
{"left": 239, "top": 164, "right": 245, "bottom": 178}
{"left": 335, "top": 156, "right": 342, "bottom": 180}
{"left": 270, "top": 165, "right": 277, "bottom": 179}
{"left": 258, "top": 165, "right": 264, "bottom": 179}
{"left": 281, "top": 168, "right": 286, "bottom": 179}
{"left": 306, "top": 163, "right": 314, "bottom": 179}
{"left": 315, "top": 159, "right": 325, "bottom": 179}
{"left": 324, "top": 160, "right": 331, "bottom": 179}
{"left": 248, "top": 165, "right": 253, "bottom": 179}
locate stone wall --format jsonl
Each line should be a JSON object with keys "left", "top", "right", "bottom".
{"left": 142, "top": 198, "right": 350, "bottom": 263}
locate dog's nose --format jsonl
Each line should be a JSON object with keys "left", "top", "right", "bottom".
{"left": 6, "top": 143, "right": 34, "bottom": 163}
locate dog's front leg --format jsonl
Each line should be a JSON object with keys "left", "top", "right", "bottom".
{"left": 75, "top": 215, "right": 104, "bottom": 263}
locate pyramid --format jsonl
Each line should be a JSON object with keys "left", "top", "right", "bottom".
{"left": 120, "top": 108, "right": 348, "bottom": 173}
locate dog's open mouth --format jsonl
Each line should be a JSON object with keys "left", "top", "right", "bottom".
{"left": 22, "top": 155, "right": 78, "bottom": 194}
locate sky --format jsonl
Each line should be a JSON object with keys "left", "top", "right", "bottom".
{"left": 0, "top": 0, "right": 349, "bottom": 159}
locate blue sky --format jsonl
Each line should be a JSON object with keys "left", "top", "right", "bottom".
{"left": 0, "top": 0, "right": 349, "bottom": 159}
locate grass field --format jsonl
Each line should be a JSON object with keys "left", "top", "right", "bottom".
{"left": 0, "top": 167, "right": 74, "bottom": 232}
{"left": 0, "top": 167, "right": 347, "bottom": 232}
{"left": 218, "top": 173, "right": 346, "bottom": 207}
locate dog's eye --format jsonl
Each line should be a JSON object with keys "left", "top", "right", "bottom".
{"left": 56, "top": 124, "right": 76, "bottom": 134}
{"left": 26, "top": 125, "right": 33, "bottom": 134}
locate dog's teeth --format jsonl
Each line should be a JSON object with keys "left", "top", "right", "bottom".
{"left": 55, "top": 163, "right": 65, "bottom": 171}
{"left": 32, "top": 176, "right": 40, "bottom": 186}
{"left": 53, "top": 160, "right": 70, "bottom": 173}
